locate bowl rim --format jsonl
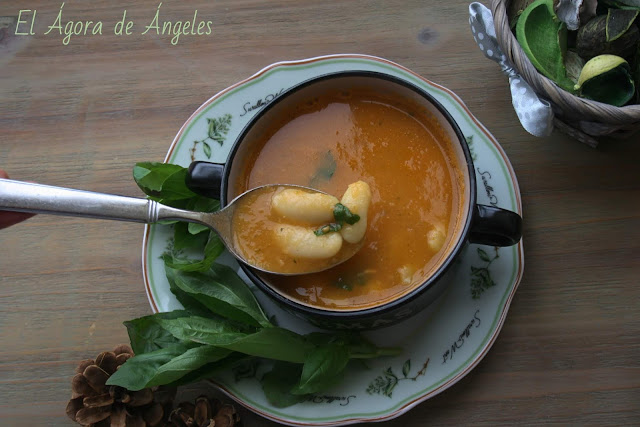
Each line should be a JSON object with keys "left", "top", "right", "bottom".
{"left": 218, "top": 70, "right": 478, "bottom": 320}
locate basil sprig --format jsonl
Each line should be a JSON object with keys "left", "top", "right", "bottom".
{"left": 314, "top": 203, "right": 360, "bottom": 236}
{"left": 107, "top": 163, "right": 400, "bottom": 407}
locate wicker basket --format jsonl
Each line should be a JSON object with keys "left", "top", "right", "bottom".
{"left": 491, "top": 0, "right": 640, "bottom": 146}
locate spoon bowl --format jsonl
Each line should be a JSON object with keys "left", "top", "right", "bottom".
{"left": 0, "top": 179, "right": 363, "bottom": 275}
{"left": 197, "top": 184, "right": 365, "bottom": 275}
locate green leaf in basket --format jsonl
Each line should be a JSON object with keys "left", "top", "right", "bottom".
{"left": 515, "top": 0, "right": 576, "bottom": 92}
{"left": 606, "top": 8, "right": 639, "bottom": 42}
{"left": 577, "top": 14, "right": 640, "bottom": 60}
{"left": 564, "top": 50, "right": 586, "bottom": 84}
{"left": 575, "top": 54, "right": 635, "bottom": 106}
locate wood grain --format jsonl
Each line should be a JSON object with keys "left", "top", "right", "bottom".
{"left": 1, "top": 0, "right": 639, "bottom": 425}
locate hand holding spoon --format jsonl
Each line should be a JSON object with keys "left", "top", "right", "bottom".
{"left": 0, "top": 179, "right": 364, "bottom": 275}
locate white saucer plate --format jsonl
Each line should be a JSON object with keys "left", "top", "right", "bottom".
{"left": 141, "top": 54, "right": 524, "bottom": 426}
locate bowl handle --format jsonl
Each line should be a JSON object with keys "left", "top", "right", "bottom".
{"left": 469, "top": 204, "right": 522, "bottom": 247}
{"left": 186, "top": 161, "right": 225, "bottom": 199}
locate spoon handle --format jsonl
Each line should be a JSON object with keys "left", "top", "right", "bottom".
{"left": 0, "top": 179, "right": 208, "bottom": 226}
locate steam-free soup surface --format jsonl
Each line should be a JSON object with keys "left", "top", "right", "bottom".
{"left": 233, "top": 87, "right": 464, "bottom": 310}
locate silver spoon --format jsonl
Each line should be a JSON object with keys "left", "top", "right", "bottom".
{"left": 0, "top": 179, "right": 362, "bottom": 275}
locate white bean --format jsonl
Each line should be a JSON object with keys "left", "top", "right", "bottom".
{"left": 271, "top": 189, "right": 339, "bottom": 224}
{"left": 427, "top": 225, "right": 446, "bottom": 253}
{"left": 339, "top": 181, "right": 372, "bottom": 243}
{"left": 398, "top": 264, "right": 416, "bottom": 285}
{"left": 274, "top": 224, "right": 343, "bottom": 259}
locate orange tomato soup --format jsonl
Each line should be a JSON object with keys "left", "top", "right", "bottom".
{"left": 232, "top": 87, "right": 465, "bottom": 310}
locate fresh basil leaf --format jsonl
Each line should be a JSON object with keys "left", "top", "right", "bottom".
{"left": 164, "top": 265, "right": 213, "bottom": 317}
{"left": 157, "top": 316, "right": 249, "bottom": 345}
{"left": 290, "top": 344, "right": 350, "bottom": 395}
{"left": 333, "top": 203, "right": 360, "bottom": 225}
{"left": 163, "top": 232, "right": 224, "bottom": 273}
{"left": 232, "top": 358, "right": 261, "bottom": 382}
{"left": 304, "top": 331, "right": 343, "bottom": 347}
{"left": 174, "top": 222, "right": 209, "bottom": 252}
{"left": 171, "top": 353, "right": 251, "bottom": 386}
{"left": 106, "top": 344, "right": 194, "bottom": 391}
{"left": 186, "top": 197, "right": 221, "bottom": 236}
{"left": 304, "top": 332, "right": 400, "bottom": 358}
{"left": 144, "top": 345, "right": 233, "bottom": 388}
{"left": 205, "top": 263, "right": 271, "bottom": 328}
{"left": 124, "top": 310, "right": 190, "bottom": 355}
{"left": 261, "top": 362, "right": 308, "bottom": 408}
{"left": 215, "top": 327, "right": 313, "bottom": 363}
{"left": 343, "top": 333, "right": 379, "bottom": 357}
{"left": 106, "top": 344, "right": 231, "bottom": 390}
{"left": 305, "top": 331, "right": 358, "bottom": 348}
{"left": 155, "top": 169, "right": 196, "bottom": 200}
{"left": 188, "top": 222, "right": 210, "bottom": 235}
{"left": 164, "top": 264, "right": 271, "bottom": 328}
{"left": 133, "top": 162, "right": 196, "bottom": 201}
{"left": 160, "top": 316, "right": 312, "bottom": 363}
{"left": 133, "top": 162, "right": 182, "bottom": 192}
{"left": 154, "top": 198, "right": 192, "bottom": 209}
{"left": 203, "top": 232, "right": 225, "bottom": 263}
{"left": 315, "top": 203, "right": 361, "bottom": 235}
{"left": 188, "top": 195, "right": 220, "bottom": 212}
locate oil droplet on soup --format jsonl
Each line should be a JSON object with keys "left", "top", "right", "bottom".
{"left": 233, "top": 88, "right": 464, "bottom": 310}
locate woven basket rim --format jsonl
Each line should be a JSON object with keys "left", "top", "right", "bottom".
{"left": 491, "top": 0, "right": 640, "bottom": 125}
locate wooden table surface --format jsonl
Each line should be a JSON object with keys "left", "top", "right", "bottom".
{"left": 1, "top": 0, "right": 638, "bottom": 425}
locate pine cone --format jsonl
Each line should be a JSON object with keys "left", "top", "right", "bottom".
{"left": 66, "top": 345, "right": 174, "bottom": 427}
{"left": 167, "top": 396, "right": 241, "bottom": 427}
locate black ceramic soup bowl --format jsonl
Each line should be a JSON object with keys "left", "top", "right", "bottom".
{"left": 186, "top": 71, "right": 522, "bottom": 330}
